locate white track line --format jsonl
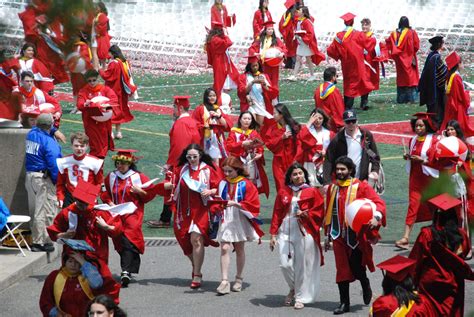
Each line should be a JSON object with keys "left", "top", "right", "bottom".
{"left": 371, "top": 131, "right": 414, "bottom": 138}
{"left": 138, "top": 82, "right": 213, "bottom": 89}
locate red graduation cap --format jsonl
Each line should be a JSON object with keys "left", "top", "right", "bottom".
{"left": 445, "top": 51, "right": 461, "bottom": 71}
{"left": 284, "top": 0, "right": 296, "bottom": 9}
{"left": 111, "top": 148, "right": 141, "bottom": 163}
{"left": 244, "top": 53, "right": 260, "bottom": 64}
{"left": 73, "top": 178, "right": 100, "bottom": 205}
{"left": 263, "top": 20, "right": 275, "bottom": 28}
{"left": 22, "top": 105, "right": 41, "bottom": 117}
{"left": 412, "top": 112, "right": 437, "bottom": 131}
{"left": 376, "top": 255, "right": 417, "bottom": 282}
{"left": 340, "top": 12, "right": 356, "bottom": 24}
{"left": 211, "top": 21, "right": 224, "bottom": 29}
{"left": 173, "top": 95, "right": 191, "bottom": 109}
{"left": 427, "top": 193, "right": 462, "bottom": 212}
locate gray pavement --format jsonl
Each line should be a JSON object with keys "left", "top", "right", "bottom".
{"left": 0, "top": 240, "right": 473, "bottom": 317}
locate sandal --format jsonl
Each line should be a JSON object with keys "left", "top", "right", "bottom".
{"left": 395, "top": 237, "right": 409, "bottom": 250}
{"left": 217, "top": 280, "right": 230, "bottom": 295}
{"left": 190, "top": 273, "right": 202, "bottom": 289}
{"left": 294, "top": 301, "right": 304, "bottom": 310}
{"left": 284, "top": 289, "right": 295, "bottom": 306}
{"left": 232, "top": 276, "right": 243, "bottom": 292}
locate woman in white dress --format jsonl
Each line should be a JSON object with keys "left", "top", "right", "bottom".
{"left": 269, "top": 163, "right": 325, "bottom": 309}
{"left": 213, "top": 156, "right": 263, "bottom": 295}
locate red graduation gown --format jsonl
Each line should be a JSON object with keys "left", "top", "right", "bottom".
{"left": 294, "top": 125, "right": 334, "bottom": 164}
{"left": 252, "top": 9, "right": 272, "bottom": 39}
{"left": 225, "top": 128, "right": 270, "bottom": 197}
{"left": 191, "top": 104, "right": 233, "bottom": 149}
{"left": 101, "top": 171, "right": 158, "bottom": 254}
{"left": 295, "top": 18, "right": 325, "bottom": 65}
{"left": 314, "top": 82, "right": 345, "bottom": 132}
{"left": 47, "top": 203, "right": 122, "bottom": 264}
{"left": 237, "top": 71, "right": 279, "bottom": 114}
{"left": 279, "top": 12, "right": 297, "bottom": 57}
{"left": 0, "top": 71, "right": 21, "bottom": 120}
{"left": 370, "top": 293, "right": 438, "bottom": 317}
{"left": 270, "top": 186, "right": 325, "bottom": 264}
{"left": 249, "top": 38, "right": 287, "bottom": 92}
{"left": 363, "top": 32, "right": 380, "bottom": 92}
{"left": 406, "top": 135, "right": 438, "bottom": 225}
{"left": 409, "top": 227, "right": 473, "bottom": 317}
{"left": 324, "top": 179, "right": 386, "bottom": 282}
{"left": 76, "top": 84, "right": 117, "bottom": 158}
{"left": 56, "top": 154, "right": 104, "bottom": 203}
{"left": 206, "top": 34, "right": 240, "bottom": 100}
{"left": 262, "top": 121, "right": 299, "bottom": 192}
{"left": 327, "top": 28, "right": 374, "bottom": 97}
{"left": 172, "top": 164, "right": 220, "bottom": 255}
{"left": 210, "top": 5, "right": 228, "bottom": 26}
{"left": 385, "top": 28, "right": 420, "bottom": 87}
{"left": 166, "top": 114, "right": 202, "bottom": 167}
{"left": 70, "top": 41, "right": 93, "bottom": 96}
{"left": 17, "top": 57, "right": 54, "bottom": 94}
{"left": 100, "top": 59, "right": 135, "bottom": 124}
{"left": 440, "top": 73, "right": 474, "bottom": 137}
{"left": 94, "top": 13, "right": 111, "bottom": 60}
{"left": 215, "top": 177, "right": 264, "bottom": 237}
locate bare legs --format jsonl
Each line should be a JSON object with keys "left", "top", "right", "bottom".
{"left": 220, "top": 242, "right": 246, "bottom": 281}
{"left": 115, "top": 124, "right": 122, "bottom": 139}
{"left": 190, "top": 232, "right": 205, "bottom": 276}
{"left": 292, "top": 56, "right": 315, "bottom": 79}
{"left": 395, "top": 224, "right": 413, "bottom": 249}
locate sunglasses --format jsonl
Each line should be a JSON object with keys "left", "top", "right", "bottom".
{"left": 186, "top": 155, "right": 199, "bottom": 160}
{"left": 345, "top": 120, "right": 357, "bottom": 124}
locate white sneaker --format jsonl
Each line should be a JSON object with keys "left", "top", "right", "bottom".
{"left": 287, "top": 75, "right": 297, "bottom": 82}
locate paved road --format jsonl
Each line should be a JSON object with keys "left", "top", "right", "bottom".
{"left": 1, "top": 241, "right": 473, "bottom": 317}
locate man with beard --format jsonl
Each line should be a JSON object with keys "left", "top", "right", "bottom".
{"left": 147, "top": 96, "right": 201, "bottom": 228}
{"left": 314, "top": 67, "right": 345, "bottom": 132}
{"left": 323, "top": 156, "right": 386, "bottom": 314}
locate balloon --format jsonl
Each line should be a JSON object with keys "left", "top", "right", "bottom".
{"left": 262, "top": 47, "right": 283, "bottom": 67}
{"left": 38, "top": 103, "right": 56, "bottom": 114}
{"left": 90, "top": 96, "right": 113, "bottom": 122}
{"left": 435, "top": 136, "right": 468, "bottom": 161}
{"left": 346, "top": 199, "right": 376, "bottom": 233}
{"left": 66, "top": 52, "right": 86, "bottom": 74}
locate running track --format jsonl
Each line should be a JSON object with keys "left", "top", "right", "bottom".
{"left": 57, "top": 92, "right": 473, "bottom": 146}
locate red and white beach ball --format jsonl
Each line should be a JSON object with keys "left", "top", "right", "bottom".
{"left": 435, "top": 136, "right": 468, "bottom": 161}
{"left": 38, "top": 103, "right": 56, "bottom": 114}
{"left": 346, "top": 199, "right": 376, "bottom": 233}
{"left": 66, "top": 52, "right": 86, "bottom": 74}
{"left": 262, "top": 47, "right": 283, "bottom": 67}
{"left": 90, "top": 96, "right": 113, "bottom": 122}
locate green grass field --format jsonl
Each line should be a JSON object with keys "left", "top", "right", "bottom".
{"left": 55, "top": 67, "right": 473, "bottom": 243}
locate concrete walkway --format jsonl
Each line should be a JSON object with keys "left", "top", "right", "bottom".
{"left": 0, "top": 240, "right": 473, "bottom": 316}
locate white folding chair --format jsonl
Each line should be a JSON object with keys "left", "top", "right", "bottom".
{"left": 0, "top": 215, "right": 32, "bottom": 257}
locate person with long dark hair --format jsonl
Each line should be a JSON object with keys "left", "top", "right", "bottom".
{"left": 192, "top": 87, "right": 233, "bottom": 165}
{"left": 409, "top": 194, "right": 473, "bottom": 316}
{"left": 172, "top": 143, "right": 220, "bottom": 289}
{"left": 439, "top": 51, "right": 474, "bottom": 136}
{"left": 213, "top": 156, "right": 263, "bottom": 295}
{"left": 262, "top": 103, "right": 300, "bottom": 192}
{"left": 237, "top": 54, "right": 278, "bottom": 126}
{"left": 91, "top": 1, "right": 111, "bottom": 69}
{"left": 252, "top": 0, "right": 272, "bottom": 40}
{"left": 396, "top": 113, "right": 439, "bottom": 250}
{"left": 205, "top": 22, "right": 240, "bottom": 103}
{"left": 226, "top": 111, "right": 269, "bottom": 197}
{"left": 86, "top": 295, "right": 127, "bottom": 317}
{"left": 370, "top": 255, "right": 437, "bottom": 316}
{"left": 17, "top": 42, "right": 54, "bottom": 95}
{"left": 269, "top": 163, "right": 324, "bottom": 309}
{"left": 418, "top": 35, "right": 447, "bottom": 125}
{"left": 385, "top": 16, "right": 420, "bottom": 104}
{"left": 100, "top": 45, "right": 137, "bottom": 139}
{"left": 100, "top": 149, "right": 168, "bottom": 287}
{"left": 289, "top": 5, "right": 325, "bottom": 82}
{"left": 295, "top": 108, "right": 334, "bottom": 187}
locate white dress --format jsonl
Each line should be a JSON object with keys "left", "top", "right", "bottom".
{"left": 246, "top": 73, "right": 273, "bottom": 119}
{"left": 217, "top": 180, "right": 259, "bottom": 243}
{"left": 277, "top": 196, "right": 321, "bottom": 303}
{"left": 296, "top": 20, "right": 314, "bottom": 57}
